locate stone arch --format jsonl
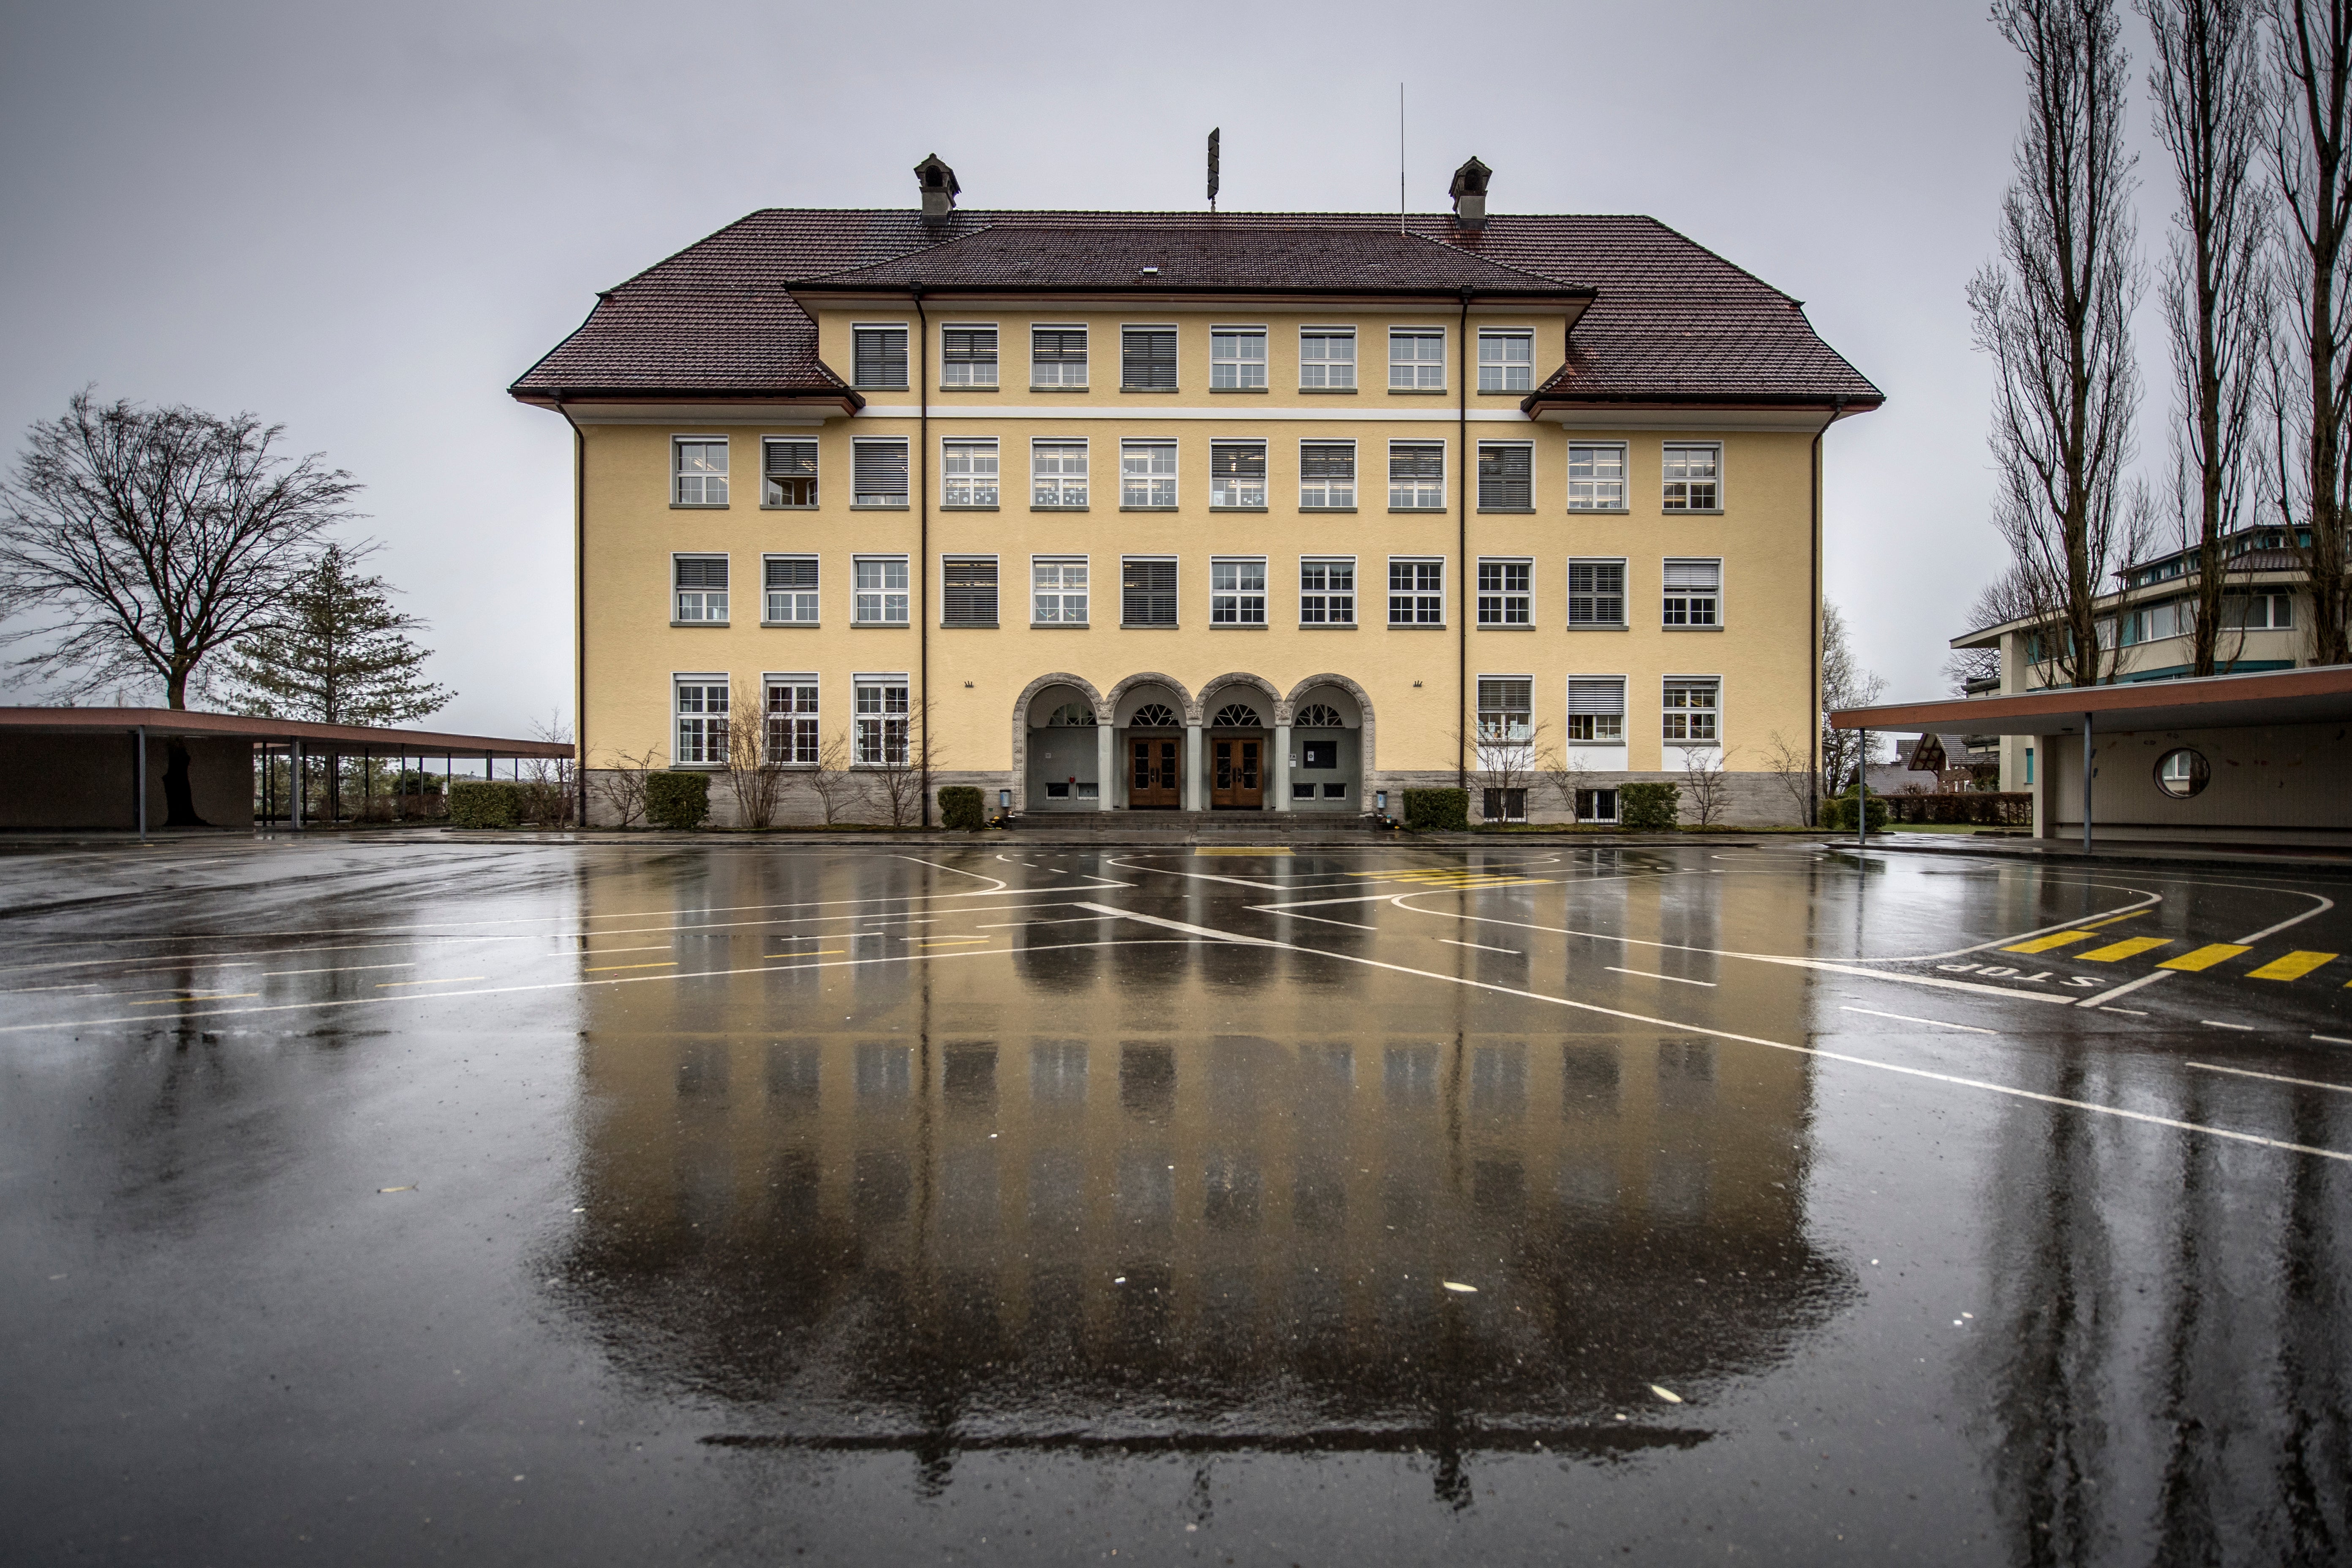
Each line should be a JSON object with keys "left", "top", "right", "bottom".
{"left": 1010, "top": 672, "right": 1106, "bottom": 814}
{"left": 1105, "top": 671, "right": 1194, "bottom": 724}
{"left": 1195, "top": 671, "right": 1282, "bottom": 728}
{"left": 1285, "top": 672, "right": 1378, "bottom": 794}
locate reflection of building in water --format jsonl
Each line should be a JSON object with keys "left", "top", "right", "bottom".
{"left": 555, "top": 859, "right": 1851, "bottom": 1492}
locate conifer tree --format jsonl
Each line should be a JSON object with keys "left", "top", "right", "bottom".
{"left": 222, "top": 542, "right": 452, "bottom": 726}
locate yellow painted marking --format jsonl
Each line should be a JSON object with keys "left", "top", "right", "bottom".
{"left": 375, "top": 976, "right": 489, "bottom": 988}
{"left": 583, "top": 961, "right": 678, "bottom": 972}
{"left": 2077, "top": 936, "right": 2174, "bottom": 963}
{"left": 1195, "top": 847, "right": 1293, "bottom": 857}
{"left": 2003, "top": 931, "right": 2101, "bottom": 954}
{"left": 2245, "top": 950, "right": 2338, "bottom": 982}
{"left": 131, "top": 992, "right": 258, "bottom": 1005}
{"left": 2158, "top": 944, "right": 2251, "bottom": 972}
{"left": 913, "top": 936, "right": 990, "bottom": 946}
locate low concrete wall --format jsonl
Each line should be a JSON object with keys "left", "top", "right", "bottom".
{"left": 0, "top": 733, "right": 253, "bottom": 829}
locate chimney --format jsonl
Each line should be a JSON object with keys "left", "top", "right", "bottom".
{"left": 1449, "top": 156, "right": 1492, "bottom": 232}
{"left": 914, "top": 154, "right": 960, "bottom": 221}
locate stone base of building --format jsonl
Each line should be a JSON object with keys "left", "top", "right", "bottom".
{"left": 1376, "top": 770, "right": 1807, "bottom": 828}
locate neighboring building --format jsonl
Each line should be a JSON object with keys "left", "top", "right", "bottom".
{"left": 512, "top": 158, "right": 1880, "bottom": 825}
{"left": 1878, "top": 732, "right": 1999, "bottom": 794}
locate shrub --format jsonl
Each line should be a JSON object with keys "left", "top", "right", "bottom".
{"left": 1402, "top": 788, "right": 1469, "bottom": 832}
{"left": 645, "top": 771, "right": 711, "bottom": 830}
{"left": 1821, "top": 790, "right": 1890, "bottom": 832}
{"left": 447, "top": 780, "right": 523, "bottom": 829}
{"left": 937, "top": 785, "right": 985, "bottom": 832}
{"left": 1618, "top": 782, "right": 1682, "bottom": 830}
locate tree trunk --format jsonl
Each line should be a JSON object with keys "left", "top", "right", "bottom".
{"left": 162, "top": 740, "right": 208, "bottom": 827}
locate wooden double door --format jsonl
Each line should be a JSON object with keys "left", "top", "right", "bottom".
{"left": 1129, "top": 736, "right": 1181, "bottom": 809}
{"left": 1125, "top": 732, "right": 1266, "bottom": 808}
{"left": 1210, "top": 735, "right": 1263, "bottom": 809}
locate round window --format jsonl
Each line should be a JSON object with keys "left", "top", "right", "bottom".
{"left": 2154, "top": 748, "right": 2208, "bottom": 800}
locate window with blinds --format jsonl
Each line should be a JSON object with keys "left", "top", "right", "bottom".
{"left": 1566, "top": 676, "right": 1626, "bottom": 743}
{"left": 762, "top": 438, "right": 817, "bottom": 506}
{"left": 942, "top": 438, "right": 999, "bottom": 506}
{"left": 941, "top": 325, "right": 997, "bottom": 387}
{"left": 1568, "top": 559, "right": 1626, "bottom": 626}
{"left": 673, "top": 555, "right": 727, "bottom": 623}
{"left": 1663, "top": 558, "right": 1722, "bottom": 627}
{"left": 1389, "top": 441, "right": 1445, "bottom": 509}
{"left": 941, "top": 558, "right": 997, "bottom": 627}
{"left": 765, "top": 677, "right": 819, "bottom": 765}
{"left": 1478, "top": 443, "right": 1533, "bottom": 510}
{"left": 1477, "top": 677, "right": 1533, "bottom": 743}
{"left": 1477, "top": 559, "right": 1532, "bottom": 625}
{"left": 852, "top": 326, "right": 909, "bottom": 390}
{"left": 1122, "top": 327, "right": 1177, "bottom": 390}
{"left": 852, "top": 439, "right": 909, "bottom": 507}
{"left": 1663, "top": 444, "right": 1721, "bottom": 510}
{"left": 1032, "top": 439, "right": 1088, "bottom": 507}
{"left": 1122, "top": 558, "right": 1178, "bottom": 626}
{"left": 1209, "top": 442, "right": 1266, "bottom": 508}
{"left": 762, "top": 555, "right": 818, "bottom": 624}
{"left": 673, "top": 438, "right": 728, "bottom": 506}
{"left": 1568, "top": 444, "right": 1626, "bottom": 510}
{"left": 1300, "top": 442, "right": 1355, "bottom": 508}
{"left": 1032, "top": 326, "right": 1087, "bottom": 387}
{"left": 1663, "top": 678, "right": 1720, "bottom": 744}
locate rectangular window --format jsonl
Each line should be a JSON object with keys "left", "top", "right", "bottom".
{"left": 2221, "top": 591, "right": 2296, "bottom": 629}
{"left": 1575, "top": 787, "right": 1619, "bottom": 824}
{"left": 1662, "top": 443, "right": 1721, "bottom": 511}
{"left": 675, "top": 679, "right": 729, "bottom": 765}
{"left": 1209, "top": 441, "right": 1266, "bottom": 508}
{"left": 1210, "top": 327, "right": 1267, "bottom": 389}
{"left": 1300, "top": 558, "right": 1356, "bottom": 625}
{"left": 1568, "top": 558, "right": 1627, "bottom": 626}
{"left": 1210, "top": 558, "right": 1267, "bottom": 625}
{"left": 762, "top": 555, "right": 818, "bottom": 624}
{"left": 1477, "top": 329, "right": 1534, "bottom": 392}
{"left": 1031, "top": 439, "right": 1088, "bottom": 508}
{"left": 1663, "top": 678, "right": 1720, "bottom": 745}
{"left": 762, "top": 438, "right": 816, "bottom": 506}
{"left": 942, "top": 438, "right": 999, "bottom": 506}
{"left": 1300, "top": 441, "right": 1355, "bottom": 508}
{"left": 854, "top": 556, "right": 910, "bottom": 624}
{"left": 1389, "top": 441, "right": 1445, "bottom": 509}
{"left": 1300, "top": 327, "right": 1356, "bottom": 388}
{"left": 1122, "top": 327, "right": 1177, "bottom": 391}
{"left": 941, "top": 557, "right": 997, "bottom": 627}
{"left": 1121, "top": 440, "right": 1177, "bottom": 507}
{"left": 852, "top": 439, "right": 909, "bottom": 507}
{"left": 1122, "top": 558, "right": 1177, "bottom": 627}
{"left": 854, "top": 679, "right": 910, "bottom": 766}
{"left": 940, "top": 324, "right": 997, "bottom": 387}
{"left": 1389, "top": 328, "right": 1446, "bottom": 389}
{"left": 1477, "top": 559, "right": 1532, "bottom": 626}
{"left": 673, "top": 438, "right": 728, "bottom": 506}
{"left": 852, "top": 325, "right": 909, "bottom": 390}
{"left": 673, "top": 555, "right": 728, "bottom": 623}
{"left": 1663, "top": 558, "right": 1722, "bottom": 627}
{"left": 1566, "top": 676, "right": 1626, "bottom": 743}
{"left": 765, "top": 676, "right": 819, "bottom": 765}
{"left": 1477, "top": 677, "right": 1533, "bottom": 743}
{"left": 1388, "top": 558, "right": 1445, "bottom": 626}
{"left": 1032, "top": 557, "right": 1089, "bottom": 625}
{"left": 1567, "top": 444, "right": 1626, "bottom": 510}
{"left": 1478, "top": 442, "right": 1533, "bottom": 510}
{"left": 1031, "top": 325, "right": 1087, "bottom": 387}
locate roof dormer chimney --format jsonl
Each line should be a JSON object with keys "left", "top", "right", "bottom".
{"left": 1449, "top": 156, "right": 1492, "bottom": 232}
{"left": 914, "top": 154, "right": 960, "bottom": 221}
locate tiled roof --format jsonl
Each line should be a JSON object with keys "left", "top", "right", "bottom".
{"left": 509, "top": 209, "right": 1881, "bottom": 408}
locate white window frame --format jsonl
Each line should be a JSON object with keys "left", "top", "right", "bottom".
{"left": 1662, "top": 442, "right": 1723, "bottom": 512}
{"left": 1567, "top": 443, "right": 1627, "bottom": 511}
{"left": 941, "top": 437, "right": 999, "bottom": 507}
{"left": 1209, "top": 557, "right": 1268, "bottom": 626}
{"left": 1121, "top": 555, "right": 1179, "bottom": 627}
{"left": 853, "top": 675, "right": 911, "bottom": 767}
{"left": 1387, "top": 557, "right": 1446, "bottom": 626}
{"left": 1031, "top": 555, "right": 1090, "bottom": 626}
{"left": 672, "top": 553, "right": 729, "bottom": 624}
{"left": 1476, "top": 558, "right": 1533, "bottom": 627}
{"left": 851, "top": 437, "right": 911, "bottom": 509}
{"left": 1121, "top": 324, "right": 1179, "bottom": 391}
{"left": 1388, "top": 440, "right": 1446, "bottom": 510}
{"left": 673, "top": 675, "right": 730, "bottom": 767}
{"left": 939, "top": 322, "right": 998, "bottom": 388}
{"left": 1121, "top": 439, "right": 1178, "bottom": 508}
{"left": 940, "top": 555, "right": 999, "bottom": 628}
{"left": 1476, "top": 440, "right": 1535, "bottom": 511}
{"left": 1030, "top": 324, "right": 1088, "bottom": 388}
{"left": 1299, "top": 439, "right": 1356, "bottom": 509}
{"left": 1566, "top": 675, "right": 1627, "bottom": 745}
{"left": 1663, "top": 557, "right": 1723, "bottom": 628}
{"left": 1477, "top": 329, "right": 1535, "bottom": 392}
{"left": 1299, "top": 556, "right": 1357, "bottom": 626}
{"left": 761, "top": 554, "right": 819, "bottom": 625}
{"left": 1663, "top": 676, "right": 1722, "bottom": 748}
{"left": 1299, "top": 326, "right": 1357, "bottom": 389}
{"left": 672, "top": 437, "right": 729, "bottom": 506}
{"left": 761, "top": 436, "right": 817, "bottom": 508}
{"left": 1031, "top": 438, "right": 1089, "bottom": 509}
{"left": 851, "top": 323, "right": 910, "bottom": 391}
{"left": 1389, "top": 327, "right": 1447, "bottom": 390}
{"left": 854, "top": 555, "right": 911, "bottom": 625}
{"left": 1476, "top": 675, "right": 1535, "bottom": 744}
{"left": 1210, "top": 326, "right": 1268, "bottom": 389}
{"left": 1209, "top": 440, "right": 1267, "bottom": 508}
{"left": 1568, "top": 557, "right": 1628, "bottom": 628}
{"left": 764, "top": 673, "right": 820, "bottom": 766}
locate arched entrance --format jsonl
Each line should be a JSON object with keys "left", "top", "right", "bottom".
{"left": 1112, "top": 681, "right": 1188, "bottom": 811}
{"left": 1286, "top": 684, "right": 1363, "bottom": 810}
{"left": 1206, "top": 697, "right": 1268, "bottom": 810}
{"left": 1024, "top": 683, "right": 1102, "bottom": 810}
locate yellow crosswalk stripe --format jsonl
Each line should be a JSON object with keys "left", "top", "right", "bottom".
{"left": 2076, "top": 936, "right": 2172, "bottom": 963}
{"left": 2004, "top": 930, "right": 2102, "bottom": 954}
{"left": 2158, "top": 944, "right": 2251, "bottom": 972}
{"left": 2245, "top": 950, "right": 2338, "bottom": 981}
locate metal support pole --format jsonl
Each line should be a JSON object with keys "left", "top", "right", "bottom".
{"left": 1856, "top": 728, "right": 1867, "bottom": 847}
{"left": 2081, "top": 710, "right": 2094, "bottom": 854}
{"left": 135, "top": 726, "right": 147, "bottom": 840}
{"left": 291, "top": 739, "right": 305, "bottom": 830}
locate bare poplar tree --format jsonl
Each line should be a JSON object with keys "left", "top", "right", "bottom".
{"left": 1969, "top": 0, "right": 2145, "bottom": 689}
{"left": 2145, "top": 0, "right": 2276, "bottom": 676}
{"left": 1944, "top": 565, "right": 2042, "bottom": 692}
{"left": 2269, "top": 0, "right": 2352, "bottom": 664}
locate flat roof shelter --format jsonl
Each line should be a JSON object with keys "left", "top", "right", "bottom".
{"left": 1831, "top": 665, "right": 2352, "bottom": 850}
{"left": 0, "top": 708, "right": 576, "bottom": 835}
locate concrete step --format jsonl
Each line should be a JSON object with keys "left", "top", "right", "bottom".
{"left": 1007, "top": 809, "right": 1375, "bottom": 836}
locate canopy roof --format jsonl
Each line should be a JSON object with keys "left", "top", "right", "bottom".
{"left": 0, "top": 708, "right": 574, "bottom": 758}
{"left": 1829, "top": 665, "right": 2352, "bottom": 736}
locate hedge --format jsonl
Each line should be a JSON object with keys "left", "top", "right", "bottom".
{"left": 1821, "top": 790, "right": 1891, "bottom": 832}
{"left": 645, "top": 771, "right": 711, "bottom": 830}
{"left": 1878, "top": 790, "right": 2030, "bottom": 826}
{"left": 938, "top": 785, "right": 985, "bottom": 832}
{"left": 1618, "top": 782, "right": 1682, "bottom": 830}
{"left": 447, "top": 780, "right": 523, "bottom": 829}
{"left": 1402, "top": 788, "right": 1469, "bottom": 832}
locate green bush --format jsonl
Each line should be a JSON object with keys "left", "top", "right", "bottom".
{"left": 1618, "top": 782, "right": 1682, "bottom": 830}
{"left": 645, "top": 771, "right": 711, "bottom": 830}
{"left": 1821, "top": 790, "right": 1890, "bottom": 832}
{"left": 447, "top": 780, "right": 523, "bottom": 829}
{"left": 938, "top": 785, "right": 985, "bottom": 831}
{"left": 1402, "top": 788, "right": 1469, "bottom": 832}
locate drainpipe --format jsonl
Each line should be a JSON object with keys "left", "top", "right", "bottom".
{"left": 556, "top": 397, "right": 588, "bottom": 828}
{"left": 913, "top": 283, "right": 932, "bottom": 828}
{"left": 1809, "top": 395, "right": 1845, "bottom": 826}
{"left": 1457, "top": 286, "right": 1471, "bottom": 793}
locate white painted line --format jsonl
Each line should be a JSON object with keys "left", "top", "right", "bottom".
{"left": 1841, "top": 1006, "right": 1998, "bottom": 1036}
{"left": 263, "top": 962, "right": 417, "bottom": 977}
{"left": 1253, "top": 894, "right": 1404, "bottom": 909}
{"left": 376, "top": 976, "right": 488, "bottom": 988}
{"left": 2077, "top": 969, "right": 2175, "bottom": 1009}
{"left": 2200, "top": 1020, "right": 2255, "bottom": 1031}
{"left": 1607, "top": 966, "right": 1716, "bottom": 987}
{"left": 1271, "top": 912, "right": 1380, "bottom": 931}
{"left": 2189, "top": 1061, "right": 2352, "bottom": 1095}
{"left": 2315, "top": 1034, "right": 2352, "bottom": 1045}
{"left": 973, "top": 917, "right": 1109, "bottom": 928}
{"left": 1439, "top": 938, "right": 1522, "bottom": 955}
{"left": 2233, "top": 890, "right": 2338, "bottom": 944}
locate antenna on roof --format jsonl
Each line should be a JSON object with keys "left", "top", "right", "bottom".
{"left": 1398, "top": 84, "right": 1406, "bottom": 234}
{"left": 1207, "top": 128, "right": 1220, "bottom": 212}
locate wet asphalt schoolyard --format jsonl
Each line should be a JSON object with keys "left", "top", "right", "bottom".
{"left": 1, "top": 834, "right": 2347, "bottom": 1565}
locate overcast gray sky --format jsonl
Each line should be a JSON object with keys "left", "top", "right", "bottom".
{"left": 2, "top": 0, "right": 2184, "bottom": 734}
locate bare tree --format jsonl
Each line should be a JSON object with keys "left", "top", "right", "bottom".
{"left": 1678, "top": 745, "right": 1738, "bottom": 828}
{"left": 521, "top": 713, "right": 575, "bottom": 828}
{"left": 799, "top": 731, "right": 863, "bottom": 826}
{"left": 2145, "top": 0, "right": 2276, "bottom": 675}
{"left": 591, "top": 746, "right": 658, "bottom": 828}
{"left": 1462, "top": 719, "right": 1543, "bottom": 822}
{"left": 863, "top": 693, "right": 936, "bottom": 829}
{"left": 721, "top": 679, "right": 788, "bottom": 829}
{"left": 1762, "top": 730, "right": 1816, "bottom": 824}
{"left": 1944, "top": 565, "right": 2042, "bottom": 692}
{"left": 1821, "top": 602, "right": 1887, "bottom": 798}
{"left": 0, "top": 391, "right": 356, "bottom": 823}
{"left": 1536, "top": 742, "right": 1592, "bottom": 823}
{"left": 1968, "top": 0, "right": 2145, "bottom": 689}
{"left": 2269, "top": 0, "right": 2352, "bottom": 664}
